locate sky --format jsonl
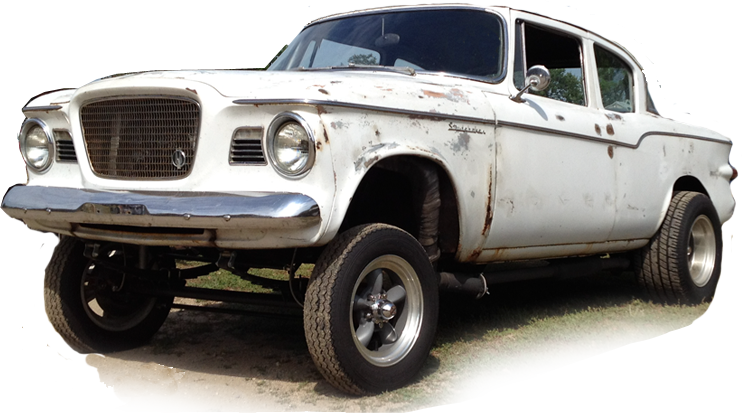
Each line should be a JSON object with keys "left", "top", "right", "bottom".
{"left": 1, "top": 1, "right": 739, "bottom": 411}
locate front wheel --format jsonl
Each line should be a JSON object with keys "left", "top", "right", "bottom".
{"left": 44, "top": 237, "right": 173, "bottom": 353}
{"left": 304, "top": 224, "right": 439, "bottom": 394}
{"left": 634, "top": 191, "right": 723, "bottom": 304}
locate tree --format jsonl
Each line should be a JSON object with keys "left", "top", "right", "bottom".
{"left": 347, "top": 54, "right": 378, "bottom": 66}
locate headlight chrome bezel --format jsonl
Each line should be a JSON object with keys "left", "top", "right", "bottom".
{"left": 266, "top": 112, "right": 316, "bottom": 179}
{"left": 19, "top": 118, "right": 55, "bottom": 173}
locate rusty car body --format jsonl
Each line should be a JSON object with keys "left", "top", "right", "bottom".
{"left": 2, "top": 4, "right": 736, "bottom": 394}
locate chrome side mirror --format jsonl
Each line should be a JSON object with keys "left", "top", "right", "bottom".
{"left": 511, "top": 65, "right": 551, "bottom": 102}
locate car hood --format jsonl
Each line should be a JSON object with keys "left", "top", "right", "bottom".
{"left": 78, "top": 69, "right": 495, "bottom": 122}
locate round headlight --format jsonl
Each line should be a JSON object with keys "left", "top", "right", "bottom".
{"left": 19, "top": 119, "right": 53, "bottom": 172}
{"left": 268, "top": 113, "right": 315, "bottom": 178}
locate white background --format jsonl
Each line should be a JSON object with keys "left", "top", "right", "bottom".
{"left": 1, "top": 1, "right": 739, "bottom": 411}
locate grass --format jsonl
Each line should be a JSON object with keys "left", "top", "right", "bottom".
{"left": 159, "top": 266, "right": 709, "bottom": 411}
{"left": 180, "top": 262, "right": 313, "bottom": 294}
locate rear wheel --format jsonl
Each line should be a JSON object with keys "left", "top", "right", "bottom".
{"left": 635, "top": 191, "right": 722, "bottom": 304}
{"left": 44, "top": 237, "right": 173, "bottom": 353}
{"left": 304, "top": 224, "right": 439, "bottom": 394}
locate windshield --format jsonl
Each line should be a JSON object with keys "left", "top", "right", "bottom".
{"left": 269, "top": 9, "right": 505, "bottom": 81}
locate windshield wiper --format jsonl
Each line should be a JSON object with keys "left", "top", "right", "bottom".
{"left": 294, "top": 64, "right": 416, "bottom": 76}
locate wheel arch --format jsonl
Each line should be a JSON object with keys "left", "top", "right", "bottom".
{"left": 337, "top": 154, "right": 461, "bottom": 263}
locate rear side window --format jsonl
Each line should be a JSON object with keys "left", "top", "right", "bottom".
{"left": 595, "top": 45, "right": 634, "bottom": 113}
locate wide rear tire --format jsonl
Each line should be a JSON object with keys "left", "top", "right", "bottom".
{"left": 634, "top": 191, "right": 722, "bottom": 304}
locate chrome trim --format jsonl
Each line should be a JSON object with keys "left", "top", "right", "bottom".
{"left": 266, "top": 112, "right": 317, "bottom": 179}
{"left": 2, "top": 185, "right": 320, "bottom": 229}
{"left": 235, "top": 99, "right": 497, "bottom": 126}
{"left": 229, "top": 127, "right": 267, "bottom": 165}
{"left": 53, "top": 129, "right": 77, "bottom": 163}
{"left": 22, "top": 105, "right": 63, "bottom": 113}
{"left": 294, "top": 6, "right": 508, "bottom": 85}
{"left": 18, "top": 118, "right": 55, "bottom": 173}
{"left": 497, "top": 120, "right": 733, "bottom": 148}
{"left": 80, "top": 95, "right": 201, "bottom": 180}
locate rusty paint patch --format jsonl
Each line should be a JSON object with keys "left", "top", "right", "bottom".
{"left": 482, "top": 164, "right": 494, "bottom": 236}
{"left": 316, "top": 141, "right": 322, "bottom": 150}
{"left": 364, "top": 156, "right": 380, "bottom": 169}
{"left": 316, "top": 105, "right": 328, "bottom": 115}
{"left": 467, "top": 247, "right": 483, "bottom": 262}
{"left": 594, "top": 124, "right": 602, "bottom": 136}
{"left": 607, "top": 146, "right": 614, "bottom": 159}
{"left": 605, "top": 113, "right": 623, "bottom": 121}
{"left": 450, "top": 133, "right": 471, "bottom": 152}
{"left": 408, "top": 113, "right": 445, "bottom": 122}
{"left": 318, "top": 89, "right": 329, "bottom": 95}
{"left": 556, "top": 115, "right": 565, "bottom": 121}
{"left": 606, "top": 124, "right": 615, "bottom": 135}
{"left": 185, "top": 88, "right": 197, "bottom": 95}
{"left": 323, "top": 128, "right": 329, "bottom": 144}
{"left": 423, "top": 90, "right": 446, "bottom": 98}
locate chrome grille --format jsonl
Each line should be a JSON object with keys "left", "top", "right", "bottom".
{"left": 80, "top": 97, "right": 199, "bottom": 179}
{"left": 230, "top": 128, "right": 266, "bottom": 165}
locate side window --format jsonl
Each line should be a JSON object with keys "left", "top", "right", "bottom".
{"left": 515, "top": 22, "right": 586, "bottom": 106}
{"left": 645, "top": 80, "right": 660, "bottom": 115}
{"left": 595, "top": 45, "right": 634, "bottom": 113}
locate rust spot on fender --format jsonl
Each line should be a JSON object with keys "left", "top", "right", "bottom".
{"left": 594, "top": 124, "right": 602, "bottom": 136}
{"left": 556, "top": 115, "right": 565, "bottom": 121}
{"left": 605, "top": 113, "right": 623, "bottom": 121}
{"left": 408, "top": 113, "right": 445, "bottom": 122}
{"left": 186, "top": 88, "right": 197, "bottom": 95}
{"left": 323, "top": 128, "right": 329, "bottom": 144}
{"left": 607, "top": 146, "right": 614, "bottom": 159}
{"left": 423, "top": 90, "right": 446, "bottom": 98}
{"left": 467, "top": 247, "right": 483, "bottom": 261}
{"left": 318, "top": 89, "right": 329, "bottom": 95}
{"left": 606, "top": 124, "right": 615, "bottom": 135}
{"left": 316, "top": 105, "right": 328, "bottom": 115}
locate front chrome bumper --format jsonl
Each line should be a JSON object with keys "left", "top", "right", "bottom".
{"left": 2, "top": 185, "right": 321, "bottom": 247}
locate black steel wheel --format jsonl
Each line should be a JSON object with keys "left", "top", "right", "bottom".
{"left": 635, "top": 191, "right": 723, "bottom": 304}
{"left": 44, "top": 236, "right": 173, "bottom": 353}
{"left": 304, "top": 224, "right": 439, "bottom": 394}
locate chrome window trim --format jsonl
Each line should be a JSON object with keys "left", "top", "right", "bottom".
{"left": 266, "top": 112, "right": 317, "bottom": 179}
{"left": 18, "top": 118, "right": 55, "bottom": 173}
{"left": 285, "top": 6, "right": 509, "bottom": 85}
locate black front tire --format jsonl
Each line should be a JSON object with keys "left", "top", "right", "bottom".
{"left": 635, "top": 191, "right": 723, "bottom": 304}
{"left": 304, "top": 224, "right": 439, "bottom": 395}
{"left": 44, "top": 236, "right": 173, "bottom": 353}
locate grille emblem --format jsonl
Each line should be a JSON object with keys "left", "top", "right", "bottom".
{"left": 171, "top": 149, "right": 187, "bottom": 169}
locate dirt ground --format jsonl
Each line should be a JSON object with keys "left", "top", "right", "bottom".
{"left": 84, "top": 297, "right": 448, "bottom": 412}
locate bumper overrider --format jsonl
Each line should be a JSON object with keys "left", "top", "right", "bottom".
{"left": 2, "top": 185, "right": 321, "bottom": 248}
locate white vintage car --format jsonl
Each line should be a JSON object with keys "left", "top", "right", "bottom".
{"left": 2, "top": 4, "right": 736, "bottom": 394}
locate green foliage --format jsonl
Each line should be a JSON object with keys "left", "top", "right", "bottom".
{"left": 535, "top": 68, "right": 585, "bottom": 105}
{"left": 347, "top": 53, "right": 378, "bottom": 65}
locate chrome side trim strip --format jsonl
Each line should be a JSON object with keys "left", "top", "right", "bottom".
{"left": 497, "top": 120, "right": 732, "bottom": 148}
{"left": 233, "top": 98, "right": 497, "bottom": 126}
{"left": 22, "top": 105, "right": 62, "bottom": 113}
